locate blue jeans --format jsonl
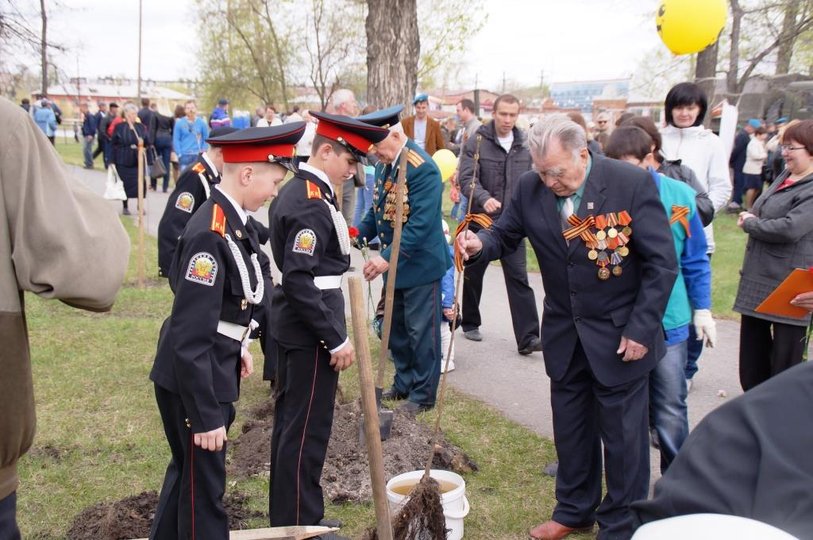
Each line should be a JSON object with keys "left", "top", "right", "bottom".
{"left": 178, "top": 153, "right": 198, "bottom": 173}
{"left": 451, "top": 192, "right": 468, "bottom": 222}
{"left": 0, "top": 491, "right": 20, "bottom": 540}
{"left": 650, "top": 340, "right": 689, "bottom": 474}
{"left": 352, "top": 169, "right": 379, "bottom": 245}
{"left": 82, "top": 136, "right": 94, "bottom": 167}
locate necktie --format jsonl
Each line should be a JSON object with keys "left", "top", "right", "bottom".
{"left": 560, "top": 196, "right": 574, "bottom": 231}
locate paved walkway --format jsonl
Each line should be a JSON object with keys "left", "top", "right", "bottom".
{"left": 71, "top": 164, "right": 791, "bottom": 478}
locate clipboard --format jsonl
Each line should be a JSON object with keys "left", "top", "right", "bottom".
{"left": 755, "top": 268, "right": 813, "bottom": 318}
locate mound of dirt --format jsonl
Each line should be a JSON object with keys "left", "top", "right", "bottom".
{"left": 229, "top": 398, "right": 478, "bottom": 504}
{"left": 68, "top": 393, "right": 477, "bottom": 538}
{"left": 66, "top": 490, "right": 262, "bottom": 540}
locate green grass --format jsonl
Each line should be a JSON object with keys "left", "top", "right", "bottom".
{"left": 17, "top": 217, "right": 577, "bottom": 539}
{"left": 441, "top": 181, "right": 748, "bottom": 320}
{"left": 53, "top": 137, "right": 102, "bottom": 169}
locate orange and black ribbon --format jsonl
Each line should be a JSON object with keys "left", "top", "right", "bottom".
{"left": 670, "top": 205, "right": 691, "bottom": 237}
{"left": 564, "top": 214, "right": 597, "bottom": 243}
{"left": 454, "top": 213, "right": 494, "bottom": 271}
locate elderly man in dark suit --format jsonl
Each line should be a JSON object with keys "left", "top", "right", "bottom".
{"left": 457, "top": 114, "right": 677, "bottom": 540}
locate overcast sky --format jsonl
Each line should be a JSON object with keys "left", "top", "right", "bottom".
{"left": 13, "top": 0, "right": 666, "bottom": 89}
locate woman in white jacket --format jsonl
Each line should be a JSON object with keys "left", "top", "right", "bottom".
{"left": 660, "top": 82, "right": 731, "bottom": 390}
{"left": 743, "top": 127, "right": 768, "bottom": 209}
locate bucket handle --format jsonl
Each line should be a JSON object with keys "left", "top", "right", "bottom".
{"left": 443, "top": 496, "right": 470, "bottom": 520}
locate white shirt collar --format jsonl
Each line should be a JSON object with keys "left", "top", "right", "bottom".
{"left": 201, "top": 151, "right": 219, "bottom": 177}
{"left": 299, "top": 162, "right": 335, "bottom": 196}
{"left": 214, "top": 185, "right": 247, "bottom": 225}
{"left": 391, "top": 138, "right": 409, "bottom": 167}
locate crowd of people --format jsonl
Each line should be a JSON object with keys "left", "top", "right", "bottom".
{"left": 7, "top": 79, "right": 813, "bottom": 540}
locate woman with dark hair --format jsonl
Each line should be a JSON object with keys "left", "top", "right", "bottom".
{"left": 660, "top": 82, "right": 730, "bottom": 391}
{"left": 734, "top": 119, "right": 813, "bottom": 391}
{"left": 622, "top": 115, "right": 714, "bottom": 226}
{"left": 112, "top": 102, "right": 151, "bottom": 215}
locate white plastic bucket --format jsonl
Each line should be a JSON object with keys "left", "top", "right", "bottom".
{"left": 385, "top": 469, "right": 471, "bottom": 540}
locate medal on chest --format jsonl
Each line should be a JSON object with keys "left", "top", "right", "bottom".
{"left": 563, "top": 210, "right": 633, "bottom": 280}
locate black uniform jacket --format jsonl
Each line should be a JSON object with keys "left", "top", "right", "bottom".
{"left": 157, "top": 154, "right": 219, "bottom": 277}
{"left": 268, "top": 169, "right": 350, "bottom": 351}
{"left": 150, "top": 188, "right": 261, "bottom": 432}
{"left": 633, "top": 361, "right": 813, "bottom": 538}
{"left": 476, "top": 154, "right": 677, "bottom": 387}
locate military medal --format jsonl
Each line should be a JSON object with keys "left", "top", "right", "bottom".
{"left": 598, "top": 265, "right": 611, "bottom": 280}
{"left": 588, "top": 249, "right": 598, "bottom": 260}
{"left": 612, "top": 265, "right": 623, "bottom": 277}
{"left": 617, "top": 246, "right": 629, "bottom": 257}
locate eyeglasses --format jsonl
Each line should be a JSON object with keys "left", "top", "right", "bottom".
{"left": 780, "top": 145, "right": 806, "bottom": 152}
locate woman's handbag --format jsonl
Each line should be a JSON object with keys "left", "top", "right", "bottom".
{"left": 103, "top": 165, "right": 127, "bottom": 201}
{"left": 149, "top": 147, "right": 167, "bottom": 179}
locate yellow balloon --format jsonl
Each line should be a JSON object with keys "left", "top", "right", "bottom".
{"left": 432, "top": 149, "right": 458, "bottom": 182}
{"left": 656, "top": 0, "right": 727, "bottom": 55}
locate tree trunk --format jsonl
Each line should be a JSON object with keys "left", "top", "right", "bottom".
{"left": 695, "top": 41, "right": 719, "bottom": 127}
{"left": 366, "top": 0, "right": 419, "bottom": 110}
{"left": 40, "top": 0, "right": 47, "bottom": 95}
{"left": 776, "top": 0, "right": 800, "bottom": 75}
{"left": 727, "top": 0, "right": 743, "bottom": 96}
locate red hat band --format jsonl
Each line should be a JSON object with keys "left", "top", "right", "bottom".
{"left": 221, "top": 144, "right": 296, "bottom": 163}
{"left": 316, "top": 122, "right": 375, "bottom": 154}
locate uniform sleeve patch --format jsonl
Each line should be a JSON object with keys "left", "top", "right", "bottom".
{"left": 292, "top": 229, "right": 317, "bottom": 256}
{"left": 185, "top": 252, "right": 218, "bottom": 286}
{"left": 175, "top": 192, "right": 195, "bottom": 213}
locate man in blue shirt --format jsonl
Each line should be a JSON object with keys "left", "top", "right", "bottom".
{"left": 173, "top": 100, "right": 210, "bottom": 173}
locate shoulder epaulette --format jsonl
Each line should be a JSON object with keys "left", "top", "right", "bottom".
{"left": 305, "top": 180, "right": 322, "bottom": 200}
{"left": 192, "top": 162, "right": 206, "bottom": 174}
{"left": 407, "top": 149, "right": 424, "bottom": 167}
{"left": 210, "top": 203, "right": 227, "bottom": 237}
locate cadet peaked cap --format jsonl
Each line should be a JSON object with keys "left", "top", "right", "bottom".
{"left": 413, "top": 93, "right": 429, "bottom": 104}
{"left": 310, "top": 111, "right": 389, "bottom": 157}
{"left": 358, "top": 105, "right": 404, "bottom": 129}
{"left": 206, "top": 122, "right": 306, "bottom": 166}
{"left": 208, "top": 126, "right": 239, "bottom": 143}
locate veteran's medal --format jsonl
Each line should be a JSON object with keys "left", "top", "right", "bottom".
{"left": 598, "top": 266, "right": 611, "bottom": 280}
{"left": 612, "top": 265, "right": 623, "bottom": 277}
{"left": 588, "top": 249, "right": 598, "bottom": 260}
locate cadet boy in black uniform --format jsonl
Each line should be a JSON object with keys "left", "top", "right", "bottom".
{"left": 267, "top": 112, "right": 389, "bottom": 531}
{"left": 157, "top": 126, "right": 237, "bottom": 278}
{"left": 156, "top": 125, "right": 280, "bottom": 385}
{"left": 149, "top": 122, "right": 305, "bottom": 540}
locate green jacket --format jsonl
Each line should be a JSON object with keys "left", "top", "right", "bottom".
{"left": 358, "top": 139, "right": 451, "bottom": 289}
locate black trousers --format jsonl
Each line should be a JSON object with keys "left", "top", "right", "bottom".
{"left": 739, "top": 314, "right": 808, "bottom": 391}
{"left": 269, "top": 340, "right": 339, "bottom": 526}
{"left": 461, "top": 238, "right": 539, "bottom": 348}
{"left": 550, "top": 342, "right": 650, "bottom": 540}
{"left": 150, "top": 385, "right": 235, "bottom": 540}
{"left": 0, "top": 492, "right": 20, "bottom": 540}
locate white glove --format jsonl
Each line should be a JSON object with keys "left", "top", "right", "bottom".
{"left": 693, "top": 308, "right": 716, "bottom": 348}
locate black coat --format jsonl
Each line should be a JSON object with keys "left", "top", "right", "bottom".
{"left": 475, "top": 153, "right": 677, "bottom": 386}
{"left": 268, "top": 169, "right": 350, "bottom": 350}
{"left": 632, "top": 361, "right": 813, "bottom": 538}
{"left": 157, "top": 155, "right": 220, "bottom": 277}
{"left": 112, "top": 121, "right": 151, "bottom": 197}
{"left": 150, "top": 189, "right": 263, "bottom": 432}
{"left": 458, "top": 121, "right": 532, "bottom": 220}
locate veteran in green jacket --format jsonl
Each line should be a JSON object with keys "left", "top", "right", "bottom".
{"left": 358, "top": 105, "right": 452, "bottom": 413}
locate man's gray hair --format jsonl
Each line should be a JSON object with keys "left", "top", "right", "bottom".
{"left": 527, "top": 113, "right": 587, "bottom": 160}
{"left": 332, "top": 88, "right": 355, "bottom": 109}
